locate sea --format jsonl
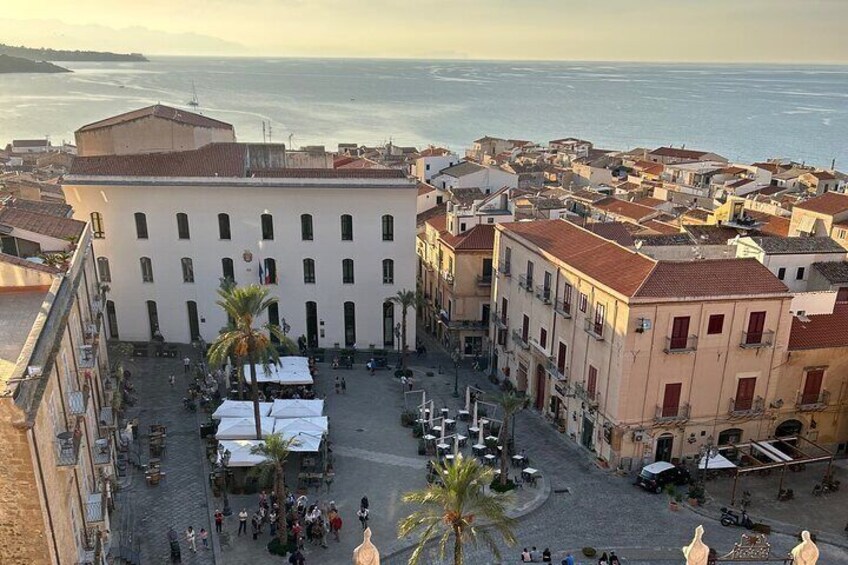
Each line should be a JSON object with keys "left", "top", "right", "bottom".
{"left": 1, "top": 57, "right": 846, "bottom": 167}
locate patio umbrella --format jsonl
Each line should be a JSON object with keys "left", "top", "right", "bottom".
{"left": 440, "top": 418, "right": 445, "bottom": 442}
{"left": 478, "top": 424, "right": 484, "bottom": 446}
{"left": 465, "top": 387, "right": 471, "bottom": 413}
{"left": 472, "top": 401, "right": 478, "bottom": 428}
{"left": 453, "top": 433, "right": 459, "bottom": 456}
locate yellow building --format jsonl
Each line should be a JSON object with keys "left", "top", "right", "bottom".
{"left": 789, "top": 191, "right": 848, "bottom": 249}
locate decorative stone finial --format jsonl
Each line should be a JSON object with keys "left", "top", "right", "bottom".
{"left": 682, "top": 525, "right": 710, "bottom": 565}
{"left": 790, "top": 531, "right": 819, "bottom": 565}
{"left": 353, "top": 527, "right": 380, "bottom": 565}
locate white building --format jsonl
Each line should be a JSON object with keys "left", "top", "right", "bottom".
{"left": 62, "top": 142, "right": 418, "bottom": 348}
{"left": 735, "top": 236, "right": 846, "bottom": 293}
{"left": 413, "top": 147, "right": 459, "bottom": 184}
{"left": 11, "top": 139, "right": 52, "bottom": 154}
{"left": 431, "top": 161, "right": 518, "bottom": 193}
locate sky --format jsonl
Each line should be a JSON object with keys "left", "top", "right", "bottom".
{"left": 3, "top": 0, "right": 847, "bottom": 63}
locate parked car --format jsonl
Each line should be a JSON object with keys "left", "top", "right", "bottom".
{"left": 635, "top": 461, "right": 690, "bottom": 493}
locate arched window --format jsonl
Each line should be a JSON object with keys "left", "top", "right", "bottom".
{"left": 134, "top": 212, "right": 148, "bottom": 239}
{"left": 96, "top": 257, "right": 111, "bottom": 283}
{"left": 90, "top": 212, "right": 104, "bottom": 238}
{"left": 382, "top": 214, "right": 394, "bottom": 241}
{"left": 301, "top": 214, "right": 314, "bottom": 241}
{"left": 261, "top": 213, "right": 274, "bottom": 240}
{"left": 342, "top": 259, "right": 354, "bottom": 284}
{"left": 176, "top": 212, "right": 190, "bottom": 239}
{"left": 218, "top": 213, "right": 231, "bottom": 240}
{"left": 181, "top": 257, "right": 194, "bottom": 283}
{"left": 717, "top": 428, "right": 743, "bottom": 446}
{"left": 303, "top": 258, "right": 316, "bottom": 284}
{"left": 382, "top": 259, "right": 394, "bottom": 284}
{"left": 221, "top": 258, "right": 234, "bottom": 281}
{"left": 340, "top": 214, "right": 353, "bottom": 241}
{"left": 140, "top": 257, "right": 154, "bottom": 283}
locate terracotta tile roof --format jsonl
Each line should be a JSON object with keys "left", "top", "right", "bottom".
{"left": 424, "top": 214, "right": 448, "bottom": 233}
{"left": 684, "top": 225, "right": 743, "bottom": 245}
{"left": 439, "top": 161, "right": 484, "bottom": 178}
{"left": 745, "top": 211, "right": 790, "bottom": 236}
{"left": 794, "top": 192, "right": 848, "bottom": 215}
{"left": 634, "top": 258, "right": 787, "bottom": 299}
{"left": 755, "top": 185, "right": 784, "bottom": 196}
{"left": 70, "top": 143, "right": 247, "bottom": 177}
{"left": 633, "top": 197, "right": 666, "bottom": 209}
{"left": 0, "top": 252, "right": 60, "bottom": 273}
{"left": 336, "top": 158, "right": 387, "bottom": 169}
{"left": 633, "top": 160, "right": 665, "bottom": 176}
{"left": 751, "top": 162, "right": 783, "bottom": 173}
{"left": 594, "top": 197, "right": 658, "bottom": 222}
{"left": 682, "top": 208, "right": 712, "bottom": 222}
{"left": 718, "top": 166, "right": 748, "bottom": 175}
{"left": 0, "top": 206, "right": 85, "bottom": 240}
{"left": 418, "top": 182, "right": 436, "bottom": 195}
{"left": 252, "top": 168, "right": 405, "bottom": 179}
{"left": 747, "top": 236, "right": 845, "bottom": 255}
{"left": 1, "top": 197, "right": 72, "bottom": 218}
{"left": 445, "top": 224, "right": 495, "bottom": 251}
{"left": 579, "top": 222, "right": 635, "bottom": 247}
{"left": 333, "top": 156, "right": 356, "bottom": 168}
{"left": 498, "top": 220, "right": 657, "bottom": 297}
{"left": 649, "top": 147, "right": 711, "bottom": 159}
{"left": 416, "top": 204, "right": 447, "bottom": 227}
{"left": 813, "top": 261, "right": 848, "bottom": 284}
{"left": 77, "top": 104, "right": 233, "bottom": 132}
{"left": 789, "top": 305, "right": 848, "bottom": 350}
{"left": 642, "top": 220, "right": 681, "bottom": 235}
{"left": 808, "top": 171, "right": 837, "bottom": 181}
{"left": 418, "top": 147, "right": 453, "bottom": 157}
{"left": 727, "top": 178, "right": 755, "bottom": 189}
{"left": 12, "top": 139, "right": 49, "bottom": 147}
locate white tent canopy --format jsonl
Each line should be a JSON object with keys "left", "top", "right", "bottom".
{"left": 218, "top": 439, "right": 267, "bottom": 467}
{"left": 215, "top": 417, "right": 277, "bottom": 440}
{"left": 212, "top": 400, "right": 273, "bottom": 420}
{"left": 243, "top": 357, "right": 313, "bottom": 385}
{"left": 270, "top": 399, "right": 324, "bottom": 419}
{"left": 282, "top": 431, "right": 323, "bottom": 453}
{"left": 273, "top": 416, "right": 329, "bottom": 436}
{"left": 698, "top": 452, "right": 737, "bottom": 470}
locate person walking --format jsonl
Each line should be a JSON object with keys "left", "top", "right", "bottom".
{"left": 341, "top": 377, "right": 347, "bottom": 394}
{"left": 199, "top": 528, "right": 208, "bottom": 550}
{"left": 329, "top": 508, "right": 342, "bottom": 542}
{"left": 360, "top": 495, "right": 369, "bottom": 510}
{"left": 169, "top": 374, "right": 176, "bottom": 388}
{"left": 237, "top": 509, "right": 248, "bottom": 536}
{"left": 289, "top": 548, "right": 306, "bottom": 565}
{"left": 185, "top": 526, "right": 197, "bottom": 553}
{"left": 609, "top": 552, "right": 621, "bottom": 565}
{"left": 167, "top": 527, "right": 182, "bottom": 563}
{"left": 598, "top": 552, "right": 609, "bottom": 565}
{"left": 214, "top": 509, "right": 223, "bottom": 533}
{"left": 356, "top": 506, "right": 369, "bottom": 530}
{"left": 334, "top": 376, "right": 341, "bottom": 394}
{"left": 183, "top": 356, "right": 191, "bottom": 374}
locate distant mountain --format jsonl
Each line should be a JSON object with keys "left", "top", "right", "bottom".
{"left": 0, "top": 44, "right": 148, "bottom": 62}
{"left": 0, "top": 54, "right": 70, "bottom": 74}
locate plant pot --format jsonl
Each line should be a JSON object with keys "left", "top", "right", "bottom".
{"left": 669, "top": 500, "right": 680, "bottom": 511}
{"left": 687, "top": 497, "right": 699, "bottom": 507}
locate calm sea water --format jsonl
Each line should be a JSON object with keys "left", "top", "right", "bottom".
{"left": 0, "top": 57, "right": 846, "bottom": 167}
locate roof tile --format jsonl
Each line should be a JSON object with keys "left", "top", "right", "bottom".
{"left": 789, "top": 305, "right": 848, "bottom": 350}
{"left": 77, "top": 104, "right": 233, "bottom": 132}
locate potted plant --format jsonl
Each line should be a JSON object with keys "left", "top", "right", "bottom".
{"left": 666, "top": 485, "right": 680, "bottom": 511}
{"left": 687, "top": 483, "right": 705, "bottom": 506}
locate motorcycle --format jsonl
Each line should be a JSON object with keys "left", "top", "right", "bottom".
{"left": 813, "top": 479, "right": 840, "bottom": 496}
{"left": 183, "top": 397, "right": 197, "bottom": 412}
{"left": 777, "top": 488, "right": 794, "bottom": 501}
{"left": 720, "top": 507, "right": 754, "bottom": 529}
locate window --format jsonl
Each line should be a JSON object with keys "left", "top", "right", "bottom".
{"left": 218, "top": 213, "right": 231, "bottom": 240}
{"left": 146, "top": 300, "right": 159, "bottom": 339}
{"left": 268, "top": 303, "right": 280, "bottom": 344}
{"left": 503, "top": 247, "right": 511, "bottom": 274}
{"left": 521, "top": 314, "right": 529, "bottom": 342}
{"left": 106, "top": 300, "right": 118, "bottom": 339}
{"left": 96, "top": 257, "right": 111, "bottom": 283}
{"left": 539, "top": 327, "right": 547, "bottom": 349}
{"left": 501, "top": 297, "right": 508, "bottom": 319}
{"left": 707, "top": 314, "right": 724, "bottom": 335}
{"left": 261, "top": 258, "right": 277, "bottom": 285}
{"left": 436, "top": 195, "right": 443, "bottom": 205}
{"left": 187, "top": 301, "right": 200, "bottom": 341}
{"left": 221, "top": 258, "right": 234, "bottom": 281}
{"left": 745, "top": 311, "right": 766, "bottom": 345}
{"left": 543, "top": 271, "right": 552, "bottom": 299}
{"left": 181, "top": 257, "right": 194, "bottom": 283}
{"left": 343, "top": 301, "right": 356, "bottom": 347}
{"left": 525, "top": 260, "right": 534, "bottom": 286}
{"left": 579, "top": 292, "right": 588, "bottom": 313}
{"left": 796, "top": 266, "right": 805, "bottom": 280}
{"left": 303, "top": 258, "right": 316, "bottom": 284}
{"left": 661, "top": 383, "right": 682, "bottom": 418}
{"left": 556, "top": 342, "right": 567, "bottom": 374}
{"left": 425, "top": 164, "right": 430, "bottom": 171}
{"left": 717, "top": 428, "right": 743, "bottom": 446}
{"left": 593, "top": 303, "right": 605, "bottom": 336}
{"left": 777, "top": 267, "right": 786, "bottom": 280}
{"left": 587, "top": 366, "right": 598, "bottom": 396}
{"left": 305, "top": 302, "right": 318, "bottom": 348}
{"left": 301, "top": 214, "right": 314, "bottom": 241}
{"left": 382, "top": 215, "right": 394, "bottom": 241}
{"left": 342, "top": 258, "right": 355, "bottom": 284}
{"left": 482, "top": 258, "right": 493, "bottom": 282}
{"left": 383, "top": 302, "right": 395, "bottom": 347}
{"left": 341, "top": 214, "right": 353, "bottom": 241}
{"left": 140, "top": 257, "right": 154, "bottom": 283}
{"left": 734, "top": 377, "right": 756, "bottom": 411}
{"left": 562, "top": 283, "right": 573, "bottom": 314}
{"left": 801, "top": 369, "right": 824, "bottom": 405}
{"left": 90, "top": 212, "right": 104, "bottom": 238}
{"left": 134, "top": 212, "right": 148, "bottom": 239}
{"left": 460, "top": 222, "right": 467, "bottom": 232}
{"left": 669, "top": 316, "right": 690, "bottom": 350}
{"left": 261, "top": 213, "right": 274, "bottom": 240}
{"left": 382, "top": 259, "right": 394, "bottom": 284}
{"left": 176, "top": 212, "right": 190, "bottom": 239}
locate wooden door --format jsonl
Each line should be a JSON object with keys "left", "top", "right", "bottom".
{"left": 746, "top": 311, "right": 766, "bottom": 344}
{"left": 535, "top": 364, "right": 546, "bottom": 410}
{"left": 662, "top": 383, "right": 682, "bottom": 418}
{"left": 735, "top": 377, "right": 756, "bottom": 411}
{"left": 802, "top": 370, "right": 824, "bottom": 405}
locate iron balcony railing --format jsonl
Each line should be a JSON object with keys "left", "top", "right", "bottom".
{"left": 441, "top": 270, "right": 455, "bottom": 285}
{"left": 67, "top": 384, "right": 91, "bottom": 416}
{"left": 545, "top": 359, "right": 568, "bottom": 382}
{"left": 518, "top": 274, "right": 533, "bottom": 291}
{"left": 796, "top": 389, "right": 830, "bottom": 411}
{"left": 573, "top": 382, "right": 600, "bottom": 408}
{"left": 740, "top": 330, "right": 774, "bottom": 349}
{"left": 93, "top": 438, "right": 112, "bottom": 466}
{"left": 728, "top": 396, "right": 765, "bottom": 416}
{"left": 56, "top": 430, "right": 82, "bottom": 467}
{"left": 476, "top": 274, "right": 492, "bottom": 286}
{"left": 78, "top": 345, "right": 97, "bottom": 369}
{"left": 555, "top": 300, "right": 572, "bottom": 319}
{"left": 511, "top": 329, "right": 530, "bottom": 350}
{"left": 583, "top": 317, "right": 605, "bottom": 340}
{"left": 498, "top": 260, "right": 511, "bottom": 277}
{"left": 655, "top": 403, "right": 691, "bottom": 422}
{"left": 664, "top": 335, "right": 698, "bottom": 354}
{"left": 535, "top": 285, "right": 552, "bottom": 304}
{"left": 85, "top": 494, "right": 105, "bottom": 523}
{"left": 492, "top": 312, "right": 508, "bottom": 329}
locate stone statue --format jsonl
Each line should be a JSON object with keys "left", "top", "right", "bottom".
{"left": 790, "top": 531, "right": 819, "bottom": 565}
{"left": 682, "top": 525, "right": 710, "bottom": 565}
{"left": 353, "top": 527, "right": 380, "bottom": 565}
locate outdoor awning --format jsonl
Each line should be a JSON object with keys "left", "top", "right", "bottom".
{"left": 217, "top": 439, "right": 267, "bottom": 467}
{"left": 269, "top": 399, "right": 324, "bottom": 419}
{"left": 273, "top": 416, "right": 329, "bottom": 436}
{"left": 797, "top": 215, "right": 816, "bottom": 234}
{"left": 215, "top": 417, "right": 277, "bottom": 440}
{"left": 242, "top": 357, "right": 313, "bottom": 385}
{"left": 282, "top": 431, "right": 323, "bottom": 452}
{"left": 698, "top": 452, "right": 737, "bottom": 470}
{"left": 752, "top": 440, "right": 793, "bottom": 463}
{"left": 211, "top": 400, "right": 273, "bottom": 420}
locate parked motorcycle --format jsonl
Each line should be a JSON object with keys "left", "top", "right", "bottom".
{"left": 777, "top": 488, "right": 794, "bottom": 501}
{"left": 813, "top": 479, "right": 840, "bottom": 496}
{"left": 720, "top": 507, "right": 754, "bottom": 529}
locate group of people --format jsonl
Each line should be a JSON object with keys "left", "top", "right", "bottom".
{"left": 521, "top": 547, "right": 621, "bottom": 565}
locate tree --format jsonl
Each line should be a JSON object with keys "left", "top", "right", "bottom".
{"left": 389, "top": 289, "right": 421, "bottom": 370}
{"left": 250, "top": 433, "right": 299, "bottom": 543}
{"left": 399, "top": 455, "right": 516, "bottom": 565}
{"left": 208, "top": 284, "right": 295, "bottom": 439}
{"left": 493, "top": 392, "right": 528, "bottom": 487}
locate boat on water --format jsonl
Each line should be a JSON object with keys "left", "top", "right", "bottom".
{"left": 187, "top": 81, "right": 199, "bottom": 108}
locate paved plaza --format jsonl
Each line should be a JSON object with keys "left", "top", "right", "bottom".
{"left": 111, "top": 336, "right": 848, "bottom": 565}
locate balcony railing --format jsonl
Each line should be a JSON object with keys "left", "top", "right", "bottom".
{"left": 85, "top": 493, "right": 105, "bottom": 523}
{"left": 511, "top": 329, "right": 530, "bottom": 350}
{"left": 476, "top": 274, "right": 492, "bottom": 286}
{"left": 444, "top": 319, "right": 487, "bottom": 331}
{"left": 441, "top": 270, "right": 455, "bottom": 286}
{"left": 535, "top": 285, "right": 552, "bottom": 304}
{"left": 573, "top": 382, "right": 600, "bottom": 408}
{"left": 93, "top": 438, "right": 112, "bottom": 466}
{"left": 740, "top": 330, "right": 774, "bottom": 349}
{"left": 545, "top": 359, "right": 568, "bottom": 382}
{"left": 498, "top": 261, "right": 511, "bottom": 277}
{"left": 664, "top": 335, "right": 698, "bottom": 354}
{"left": 555, "top": 300, "right": 572, "bottom": 319}
{"left": 67, "top": 384, "right": 90, "bottom": 416}
{"left": 796, "top": 390, "right": 830, "bottom": 411}
{"left": 492, "top": 312, "right": 508, "bottom": 329}
{"left": 728, "top": 396, "right": 765, "bottom": 416}
{"left": 529, "top": 337, "right": 549, "bottom": 356}
{"left": 78, "top": 345, "right": 96, "bottom": 369}
{"left": 583, "top": 317, "right": 605, "bottom": 341}
{"left": 56, "top": 429, "right": 82, "bottom": 466}
{"left": 655, "top": 403, "right": 691, "bottom": 423}
{"left": 518, "top": 274, "right": 533, "bottom": 291}
{"left": 78, "top": 526, "right": 101, "bottom": 565}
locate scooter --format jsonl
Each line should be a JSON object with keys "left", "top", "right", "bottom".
{"left": 720, "top": 507, "right": 754, "bottom": 529}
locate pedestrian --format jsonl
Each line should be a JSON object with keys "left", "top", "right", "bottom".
{"left": 288, "top": 548, "right": 306, "bottom": 565}
{"left": 259, "top": 490, "right": 268, "bottom": 509}
{"left": 407, "top": 377, "right": 414, "bottom": 391}
{"left": 251, "top": 513, "right": 261, "bottom": 540}
{"left": 335, "top": 376, "right": 341, "bottom": 394}
{"left": 356, "top": 506, "right": 369, "bottom": 530}
{"left": 530, "top": 546, "right": 539, "bottom": 561}
{"left": 329, "top": 509, "right": 342, "bottom": 542}
{"left": 199, "top": 528, "right": 208, "bottom": 550}
{"left": 183, "top": 356, "right": 191, "bottom": 374}
{"left": 214, "top": 509, "right": 223, "bottom": 533}
{"left": 341, "top": 377, "right": 347, "bottom": 394}
{"left": 169, "top": 374, "right": 175, "bottom": 388}
{"left": 609, "top": 552, "right": 621, "bottom": 565}
{"left": 521, "top": 548, "right": 531, "bottom": 562}
{"left": 185, "top": 526, "right": 197, "bottom": 553}
{"left": 168, "top": 527, "right": 182, "bottom": 563}
{"left": 238, "top": 508, "right": 248, "bottom": 536}
{"left": 269, "top": 509, "right": 278, "bottom": 537}
{"left": 400, "top": 375, "right": 407, "bottom": 388}
{"left": 598, "top": 552, "right": 609, "bottom": 565}
{"left": 562, "top": 554, "right": 575, "bottom": 565}
{"left": 542, "top": 548, "right": 552, "bottom": 563}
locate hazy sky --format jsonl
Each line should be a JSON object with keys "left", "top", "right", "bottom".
{"left": 5, "top": 0, "right": 847, "bottom": 62}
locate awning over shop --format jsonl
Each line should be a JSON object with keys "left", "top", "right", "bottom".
{"left": 269, "top": 399, "right": 325, "bottom": 419}
{"left": 215, "top": 417, "right": 277, "bottom": 440}
{"left": 212, "top": 400, "right": 273, "bottom": 420}
{"left": 698, "top": 452, "right": 737, "bottom": 470}
{"left": 242, "top": 357, "right": 313, "bottom": 385}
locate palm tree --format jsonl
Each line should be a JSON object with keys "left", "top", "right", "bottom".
{"left": 389, "top": 289, "right": 421, "bottom": 370}
{"left": 493, "top": 392, "right": 527, "bottom": 487}
{"left": 399, "top": 455, "right": 516, "bottom": 565}
{"left": 250, "top": 433, "right": 299, "bottom": 542}
{"left": 208, "top": 284, "right": 295, "bottom": 439}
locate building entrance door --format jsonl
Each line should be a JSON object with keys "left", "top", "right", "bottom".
{"left": 655, "top": 435, "right": 674, "bottom": 462}
{"left": 534, "top": 364, "right": 546, "bottom": 410}
{"left": 581, "top": 415, "right": 594, "bottom": 449}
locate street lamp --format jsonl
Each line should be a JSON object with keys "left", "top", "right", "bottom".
{"left": 218, "top": 445, "right": 232, "bottom": 516}
{"left": 279, "top": 317, "right": 291, "bottom": 336}
{"left": 451, "top": 348, "right": 461, "bottom": 398}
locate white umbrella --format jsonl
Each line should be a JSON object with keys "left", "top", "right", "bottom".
{"left": 453, "top": 434, "right": 459, "bottom": 456}
{"left": 465, "top": 387, "right": 471, "bottom": 413}
{"left": 440, "top": 418, "right": 446, "bottom": 442}
{"left": 472, "top": 401, "right": 478, "bottom": 428}
{"left": 478, "top": 424, "right": 484, "bottom": 446}
{"left": 428, "top": 401, "right": 434, "bottom": 427}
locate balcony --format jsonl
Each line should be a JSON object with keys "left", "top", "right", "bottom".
{"left": 534, "top": 285, "right": 552, "bottom": 304}
{"left": 498, "top": 261, "right": 511, "bottom": 277}
{"left": 573, "top": 382, "right": 600, "bottom": 408}
{"left": 85, "top": 493, "right": 105, "bottom": 523}
{"left": 529, "top": 337, "right": 549, "bottom": 356}
{"left": 441, "top": 270, "right": 455, "bottom": 286}
{"left": 78, "top": 345, "right": 97, "bottom": 369}
{"left": 492, "top": 312, "right": 508, "bottom": 329}
{"left": 78, "top": 526, "right": 101, "bottom": 565}
{"left": 728, "top": 396, "right": 765, "bottom": 417}
{"left": 583, "top": 317, "right": 605, "bottom": 341}
{"left": 93, "top": 438, "right": 112, "bottom": 466}
{"left": 554, "top": 300, "right": 572, "bottom": 319}
{"left": 796, "top": 390, "right": 830, "bottom": 411}
{"left": 518, "top": 274, "right": 533, "bottom": 292}
{"left": 511, "top": 329, "right": 530, "bottom": 350}
{"left": 98, "top": 406, "right": 115, "bottom": 430}
{"left": 545, "top": 359, "right": 568, "bottom": 382}
{"left": 67, "top": 384, "right": 91, "bottom": 416}
{"left": 56, "top": 429, "right": 82, "bottom": 466}
{"left": 476, "top": 274, "right": 493, "bottom": 286}
{"left": 444, "top": 319, "right": 487, "bottom": 331}
{"left": 654, "top": 403, "right": 691, "bottom": 423}
{"left": 663, "top": 335, "right": 698, "bottom": 354}
{"left": 740, "top": 330, "right": 774, "bottom": 349}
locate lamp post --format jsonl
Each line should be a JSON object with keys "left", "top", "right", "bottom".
{"left": 279, "top": 317, "right": 291, "bottom": 337}
{"left": 394, "top": 323, "right": 402, "bottom": 368}
{"left": 451, "top": 348, "right": 461, "bottom": 398}
{"left": 218, "top": 446, "right": 232, "bottom": 516}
